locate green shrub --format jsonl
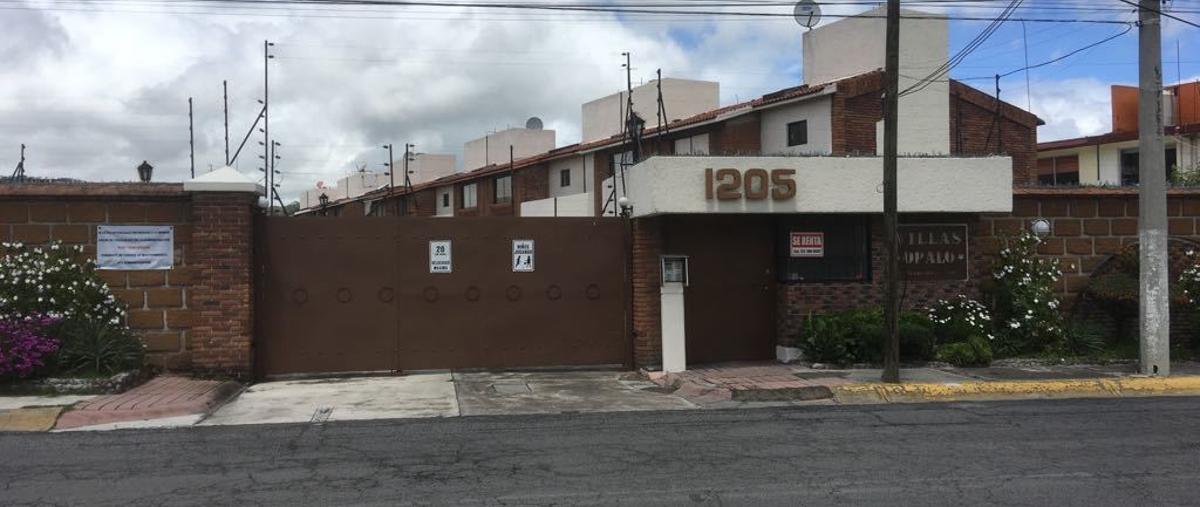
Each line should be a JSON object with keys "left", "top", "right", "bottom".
{"left": 988, "top": 232, "right": 1066, "bottom": 356}
{"left": 1060, "top": 321, "right": 1108, "bottom": 357}
{"left": 798, "top": 308, "right": 937, "bottom": 365}
{"left": 936, "top": 335, "right": 993, "bottom": 367}
{"left": 0, "top": 242, "right": 126, "bottom": 326}
{"left": 54, "top": 319, "right": 145, "bottom": 376}
{"left": 798, "top": 313, "right": 850, "bottom": 364}
{"left": 899, "top": 312, "right": 936, "bottom": 362}
{"left": 927, "top": 296, "right": 993, "bottom": 345}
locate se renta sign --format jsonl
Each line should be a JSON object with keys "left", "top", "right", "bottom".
{"left": 790, "top": 231, "right": 824, "bottom": 258}
{"left": 429, "top": 240, "right": 452, "bottom": 273}
{"left": 96, "top": 225, "right": 174, "bottom": 270}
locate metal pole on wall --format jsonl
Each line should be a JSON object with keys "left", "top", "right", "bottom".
{"left": 223, "top": 80, "right": 230, "bottom": 166}
{"left": 188, "top": 97, "right": 195, "bottom": 179}
{"left": 1138, "top": 0, "right": 1169, "bottom": 375}
{"left": 881, "top": 0, "right": 901, "bottom": 383}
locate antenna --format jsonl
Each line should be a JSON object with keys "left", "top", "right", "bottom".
{"left": 793, "top": 0, "right": 822, "bottom": 29}
{"left": 525, "top": 117, "right": 544, "bottom": 130}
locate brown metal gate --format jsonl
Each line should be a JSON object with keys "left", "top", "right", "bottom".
{"left": 254, "top": 216, "right": 630, "bottom": 376}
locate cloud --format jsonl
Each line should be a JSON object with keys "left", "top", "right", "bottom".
{"left": 0, "top": 1, "right": 1131, "bottom": 200}
{"left": 2, "top": 2, "right": 819, "bottom": 201}
{"left": 1019, "top": 77, "right": 1113, "bottom": 142}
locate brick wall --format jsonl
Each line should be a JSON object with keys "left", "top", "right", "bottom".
{"left": 188, "top": 192, "right": 256, "bottom": 376}
{"left": 775, "top": 215, "right": 984, "bottom": 347}
{"left": 515, "top": 164, "right": 550, "bottom": 214}
{"left": 980, "top": 188, "right": 1200, "bottom": 305}
{"left": 630, "top": 217, "right": 664, "bottom": 367}
{"left": 829, "top": 76, "right": 1039, "bottom": 185}
{"left": 0, "top": 183, "right": 257, "bottom": 376}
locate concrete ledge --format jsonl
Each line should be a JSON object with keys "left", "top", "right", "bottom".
{"left": 830, "top": 376, "right": 1200, "bottom": 404}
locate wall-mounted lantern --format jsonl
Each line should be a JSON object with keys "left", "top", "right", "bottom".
{"left": 1030, "top": 218, "right": 1052, "bottom": 239}
{"left": 136, "top": 160, "right": 153, "bottom": 182}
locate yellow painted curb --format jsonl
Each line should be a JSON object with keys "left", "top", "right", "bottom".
{"left": 829, "top": 376, "right": 1200, "bottom": 404}
{"left": 0, "top": 406, "right": 64, "bottom": 432}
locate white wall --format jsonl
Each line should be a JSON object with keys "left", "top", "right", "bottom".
{"left": 1041, "top": 136, "right": 1200, "bottom": 185}
{"left": 622, "top": 156, "right": 1012, "bottom": 217}
{"left": 407, "top": 154, "right": 456, "bottom": 185}
{"left": 759, "top": 96, "right": 833, "bottom": 155}
{"left": 519, "top": 192, "right": 594, "bottom": 217}
{"left": 463, "top": 128, "right": 556, "bottom": 171}
{"left": 804, "top": 7, "right": 950, "bottom": 155}
{"left": 435, "top": 185, "right": 454, "bottom": 216}
{"left": 548, "top": 154, "right": 594, "bottom": 198}
{"left": 338, "top": 172, "right": 387, "bottom": 198}
{"left": 581, "top": 78, "right": 720, "bottom": 143}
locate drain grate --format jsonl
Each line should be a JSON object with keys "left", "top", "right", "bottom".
{"left": 490, "top": 382, "right": 532, "bottom": 395}
{"left": 309, "top": 407, "right": 333, "bottom": 424}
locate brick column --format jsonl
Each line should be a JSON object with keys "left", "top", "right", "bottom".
{"left": 188, "top": 192, "right": 256, "bottom": 376}
{"left": 631, "top": 217, "right": 663, "bottom": 368}
{"left": 184, "top": 167, "right": 262, "bottom": 377}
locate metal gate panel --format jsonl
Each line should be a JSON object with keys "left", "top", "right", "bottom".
{"left": 255, "top": 216, "right": 628, "bottom": 376}
{"left": 394, "top": 218, "right": 628, "bottom": 371}
{"left": 256, "top": 217, "right": 399, "bottom": 375}
{"left": 663, "top": 215, "right": 776, "bottom": 364}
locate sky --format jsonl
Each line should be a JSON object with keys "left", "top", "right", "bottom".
{"left": 1, "top": 0, "right": 1197, "bottom": 201}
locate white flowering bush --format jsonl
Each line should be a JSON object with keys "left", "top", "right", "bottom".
{"left": 1179, "top": 249, "right": 1200, "bottom": 306}
{"left": 0, "top": 241, "right": 126, "bottom": 327}
{"left": 989, "top": 231, "right": 1066, "bottom": 356}
{"left": 927, "top": 295, "right": 993, "bottom": 346}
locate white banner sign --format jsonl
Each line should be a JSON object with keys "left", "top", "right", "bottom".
{"left": 512, "top": 239, "right": 535, "bottom": 272}
{"left": 429, "top": 240, "right": 452, "bottom": 273}
{"left": 96, "top": 225, "right": 174, "bottom": 270}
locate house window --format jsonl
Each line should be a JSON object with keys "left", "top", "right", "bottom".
{"left": 494, "top": 175, "right": 512, "bottom": 203}
{"left": 560, "top": 169, "right": 571, "bottom": 188}
{"left": 461, "top": 183, "right": 477, "bottom": 209}
{"left": 441, "top": 192, "right": 450, "bottom": 208}
{"left": 1037, "top": 155, "right": 1080, "bottom": 186}
{"left": 776, "top": 216, "right": 870, "bottom": 282}
{"left": 1121, "top": 147, "right": 1178, "bottom": 185}
{"left": 786, "top": 120, "right": 808, "bottom": 147}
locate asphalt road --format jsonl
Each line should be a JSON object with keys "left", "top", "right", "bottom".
{"left": 3, "top": 397, "right": 1199, "bottom": 506}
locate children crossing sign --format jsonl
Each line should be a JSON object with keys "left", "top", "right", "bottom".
{"left": 512, "top": 239, "right": 535, "bottom": 272}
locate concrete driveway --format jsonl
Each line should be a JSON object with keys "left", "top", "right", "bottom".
{"left": 201, "top": 373, "right": 459, "bottom": 426}
{"left": 453, "top": 370, "right": 695, "bottom": 416}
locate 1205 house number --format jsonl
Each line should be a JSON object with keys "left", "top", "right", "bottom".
{"left": 704, "top": 168, "right": 797, "bottom": 200}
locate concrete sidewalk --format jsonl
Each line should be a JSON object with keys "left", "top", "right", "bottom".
{"left": 8, "top": 362, "right": 1200, "bottom": 432}
{"left": 652, "top": 361, "right": 1200, "bottom": 407}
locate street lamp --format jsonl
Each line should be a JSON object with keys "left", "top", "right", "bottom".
{"left": 617, "top": 196, "right": 633, "bottom": 218}
{"left": 319, "top": 192, "right": 330, "bottom": 216}
{"left": 136, "top": 160, "right": 153, "bottom": 182}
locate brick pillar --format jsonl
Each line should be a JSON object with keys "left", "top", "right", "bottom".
{"left": 631, "top": 217, "right": 663, "bottom": 368}
{"left": 187, "top": 191, "right": 257, "bottom": 377}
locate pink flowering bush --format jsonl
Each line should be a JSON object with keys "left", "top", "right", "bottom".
{"left": 0, "top": 315, "right": 60, "bottom": 378}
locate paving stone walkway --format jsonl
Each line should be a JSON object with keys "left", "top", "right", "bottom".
{"left": 54, "top": 376, "right": 241, "bottom": 430}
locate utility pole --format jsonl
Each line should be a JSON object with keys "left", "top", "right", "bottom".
{"left": 188, "top": 97, "right": 195, "bottom": 179}
{"left": 881, "top": 0, "right": 901, "bottom": 383}
{"left": 1138, "top": 0, "right": 1169, "bottom": 375}
{"left": 271, "top": 140, "right": 281, "bottom": 215}
{"left": 223, "top": 80, "right": 230, "bottom": 166}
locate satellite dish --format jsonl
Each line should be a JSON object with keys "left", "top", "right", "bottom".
{"left": 793, "top": 0, "right": 821, "bottom": 29}
{"left": 525, "top": 116, "right": 544, "bottom": 130}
